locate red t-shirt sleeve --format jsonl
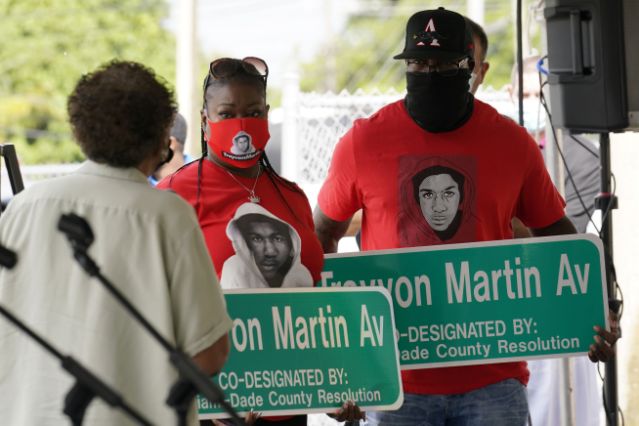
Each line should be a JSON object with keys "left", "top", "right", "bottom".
{"left": 317, "top": 127, "right": 362, "bottom": 222}
{"left": 515, "top": 134, "right": 567, "bottom": 228}
{"left": 155, "top": 166, "right": 199, "bottom": 207}
{"left": 156, "top": 178, "right": 169, "bottom": 190}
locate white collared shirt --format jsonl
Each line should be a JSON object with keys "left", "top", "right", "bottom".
{"left": 0, "top": 161, "right": 231, "bottom": 425}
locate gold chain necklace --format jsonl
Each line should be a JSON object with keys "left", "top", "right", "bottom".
{"left": 225, "top": 165, "right": 262, "bottom": 203}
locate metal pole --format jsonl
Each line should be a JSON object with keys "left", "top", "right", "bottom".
{"left": 550, "top": 138, "right": 573, "bottom": 426}
{"left": 467, "top": 0, "right": 485, "bottom": 25}
{"left": 516, "top": 0, "right": 524, "bottom": 127}
{"left": 558, "top": 357, "right": 575, "bottom": 426}
{"left": 323, "top": 0, "right": 336, "bottom": 92}
{"left": 539, "top": 6, "right": 562, "bottom": 188}
{"left": 537, "top": 4, "right": 572, "bottom": 424}
{"left": 598, "top": 132, "right": 619, "bottom": 426}
{"left": 176, "top": 0, "right": 197, "bottom": 156}
{"left": 281, "top": 69, "right": 300, "bottom": 180}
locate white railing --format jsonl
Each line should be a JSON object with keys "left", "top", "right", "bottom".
{"left": 1, "top": 162, "right": 82, "bottom": 200}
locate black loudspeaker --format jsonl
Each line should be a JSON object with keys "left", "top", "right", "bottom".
{"left": 622, "top": 0, "right": 639, "bottom": 130}
{"left": 544, "top": 0, "right": 628, "bottom": 132}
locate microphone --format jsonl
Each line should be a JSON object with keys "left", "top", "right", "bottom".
{"left": 58, "top": 213, "right": 94, "bottom": 252}
{"left": 0, "top": 244, "right": 151, "bottom": 426}
{"left": 58, "top": 213, "right": 244, "bottom": 425}
{"left": 0, "top": 244, "right": 17, "bottom": 269}
{"left": 58, "top": 214, "right": 99, "bottom": 276}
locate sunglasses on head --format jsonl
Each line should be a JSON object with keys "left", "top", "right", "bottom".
{"left": 204, "top": 56, "right": 269, "bottom": 91}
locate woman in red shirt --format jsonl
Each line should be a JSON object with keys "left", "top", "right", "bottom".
{"left": 158, "top": 57, "right": 362, "bottom": 426}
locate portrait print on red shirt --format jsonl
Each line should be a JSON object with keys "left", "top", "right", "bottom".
{"left": 221, "top": 202, "right": 314, "bottom": 289}
{"left": 398, "top": 155, "right": 478, "bottom": 247}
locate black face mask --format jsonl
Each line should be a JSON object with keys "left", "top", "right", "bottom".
{"left": 405, "top": 70, "right": 473, "bottom": 133}
{"left": 154, "top": 143, "right": 174, "bottom": 173}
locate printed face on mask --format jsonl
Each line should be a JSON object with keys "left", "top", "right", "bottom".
{"left": 204, "top": 118, "right": 269, "bottom": 168}
{"left": 203, "top": 80, "right": 270, "bottom": 168}
{"left": 234, "top": 134, "right": 251, "bottom": 153}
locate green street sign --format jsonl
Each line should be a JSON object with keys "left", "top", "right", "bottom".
{"left": 198, "top": 288, "right": 403, "bottom": 419}
{"left": 320, "top": 235, "right": 608, "bottom": 369}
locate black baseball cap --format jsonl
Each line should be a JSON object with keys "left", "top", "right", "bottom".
{"left": 393, "top": 7, "right": 474, "bottom": 62}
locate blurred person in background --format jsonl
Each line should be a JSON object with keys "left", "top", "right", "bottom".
{"left": 150, "top": 111, "right": 195, "bottom": 184}
{"left": 466, "top": 18, "right": 490, "bottom": 95}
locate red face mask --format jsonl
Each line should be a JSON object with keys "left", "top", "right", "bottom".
{"left": 204, "top": 118, "right": 270, "bottom": 168}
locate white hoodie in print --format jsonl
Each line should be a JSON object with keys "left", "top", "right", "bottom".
{"left": 221, "top": 202, "right": 313, "bottom": 289}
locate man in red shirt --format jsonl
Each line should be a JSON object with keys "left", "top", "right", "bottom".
{"left": 314, "top": 7, "right": 616, "bottom": 425}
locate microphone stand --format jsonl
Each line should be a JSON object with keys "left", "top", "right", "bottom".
{"left": 57, "top": 213, "right": 244, "bottom": 426}
{"left": 0, "top": 246, "right": 151, "bottom": 426}
{"left": 0, "top": 305, "right": 153, "bottom": 426}
{"left": 596, "top": 133, "right": 622, "bottom": 425}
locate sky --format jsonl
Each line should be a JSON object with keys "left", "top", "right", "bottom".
{"left": 167, "top": 0, "right": 358, "bottom": 88}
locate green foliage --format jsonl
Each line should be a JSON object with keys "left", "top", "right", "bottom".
{"left": 300, "top": 0, "right": 544, "bottom": 93}
{"left": 0, "top": 0, "right": 176, "bottom": 164}
{"left": 301, "top": 0, "right": 464, "bottom": 92}
{"left": 481, "top": 1, "right": 544, "bottom": 90}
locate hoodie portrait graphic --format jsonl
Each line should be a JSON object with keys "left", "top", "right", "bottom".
{"left": 221, "top": 203, "right": 313, "bottom": 289}
{"left": 398, "top": 155, "right": 478, "bottom": 246}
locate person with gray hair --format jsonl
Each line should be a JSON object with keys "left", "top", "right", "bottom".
{"left": 151, "top": 112, "right": 195, "bottom": 184}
